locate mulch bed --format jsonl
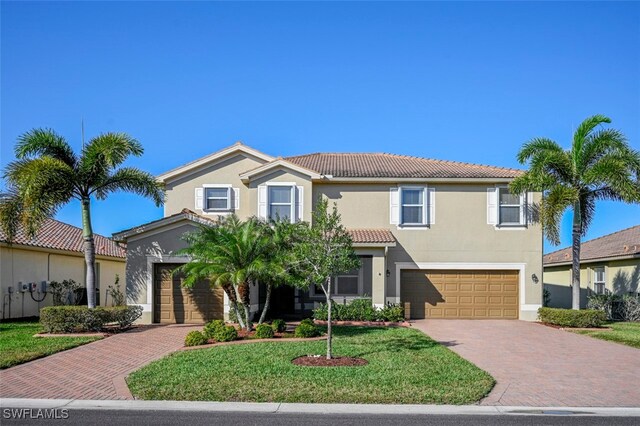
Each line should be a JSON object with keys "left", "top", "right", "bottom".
{"left": 313, "top": 320, "right": 411, "bottom": 327}
{"left": 292, "top": 355, "right": 368, "bottom": 367}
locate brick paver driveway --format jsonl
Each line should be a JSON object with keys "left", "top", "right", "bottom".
{"left": 0, "top": 324, "right": 200, "bottom": 400}
{"left": 413, "top": 320, "right": 640, "bottom": 407}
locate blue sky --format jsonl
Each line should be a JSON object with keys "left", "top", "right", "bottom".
{"left": 1, "top": 1, "right": 639, "bottom": 253}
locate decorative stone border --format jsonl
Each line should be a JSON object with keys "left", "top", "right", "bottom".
{"left": 33, "top": 332, "right": 108, "bottom": 338}
{"left": 313, "top": 320, "right": 411, "bottom": 327}
{"left": 180, "top": 335, "right": 327, "bottom": 351}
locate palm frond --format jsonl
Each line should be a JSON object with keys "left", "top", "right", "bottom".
{"left": 92, "top": 167, "right": 165, "bottom": 206}
{"left": 572, "top": 115, "right": 611, "bottom": 172}
{"left": 539, "top": 185, "right": 579, "bottom": 245}
{"left": 79, "top": 133, "right": 143, "bottom": 182}
{"left": 516, "top": 137, "right": 563, "bottom": 164}
{"left": 15, "top": 128, "right": 77, "bottom": 168}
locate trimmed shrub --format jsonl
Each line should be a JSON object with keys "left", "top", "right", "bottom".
{"left": 40, "top": 305, "right": 143, "bottom": 333}
{"left": 108, "top": 305, "right": 143, "bottom": 328}
{"left": 294, "top": 322, "right": 320, "bottom": 338}
{"left": 313, "top": 299, "right": 405, "bottom": 322}
{"left": 203, "top": 319, "right": 226, "bottom": 339}
{"left": 538, "top": 307, "right": 606, "bottom": 328}
{"left": 184, "top": 330, "right": 208, "bottom": 347}
{"left": 214, "top": 325, "right": 238, "bottom": 342}
{"left": 300, "top": 318, "right": 315, "bottom": 326}
{"left": 255, "top": 324, "right": 274, "bottom": 339}
{"left": 271, "top": 319, "right": 286, "bottom": 333}
{"left": 376, "top": 303, "right": 405, "bottom": 322}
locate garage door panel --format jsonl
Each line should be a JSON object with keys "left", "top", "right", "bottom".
{"left": 401, "top": 269, "right": 519, "bottom": 319}
{"left": 153, "top": 263, "right": 224, "bottom": 324}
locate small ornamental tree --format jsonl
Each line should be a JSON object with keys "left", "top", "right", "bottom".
{"left": 293, "top": 197, "right": 360, "bottom": 359}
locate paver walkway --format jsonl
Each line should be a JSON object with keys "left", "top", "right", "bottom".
{"left": 413, "top": 320, "right": 640, "bottom": 407}
{"left": 0, "top": 324, "right": 200, "bottom": 400}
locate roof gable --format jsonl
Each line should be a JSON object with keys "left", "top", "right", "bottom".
{"left": 239, "top": 158, "right": 323, "bottom": 183}
{"left": 157, "top": 142, "right": 274, "bottom": 183}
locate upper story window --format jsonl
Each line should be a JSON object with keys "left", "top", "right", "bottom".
{"left": 205, "top": 187, "right": 230, "bottom": 211}
{"left": 498, "top": 187, "right": 522, "bottom": 225}
{"left": 390, "top": 186, "right": 434, "bottom": 227}
{"left": 593, "top": 267, "right": 605, "bottom": 295}
{"left": 268, "top": 185, "right": 295, "bottom": 222}
{"left": 488, "top": 186, "right": 527, "bottom": 227}
{"left": 401, "top": 188, "right": 426, "bottom": 225}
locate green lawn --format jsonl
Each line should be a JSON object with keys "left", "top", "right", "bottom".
{"left": 127, "top": 326, "right": 495, "bottom": 404}
{"left": 0, "top": 320, "right": 102, "bottom": 369}
{"left": 572, "top": 322, "right": 640, "bottom": 349}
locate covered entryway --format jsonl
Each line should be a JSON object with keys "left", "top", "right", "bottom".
{"left": 153, "top": 263, "right": 224, "bottom": 323}
{"left": 401, "top": 270, "right": 519, "bottom": 319}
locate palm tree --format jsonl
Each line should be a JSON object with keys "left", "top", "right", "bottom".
{"left": 511, "top": 115, "right": 640, "bottom": 309}
{"left": 0, "top": 128, "right": 165, "bottom": 308}
{"left": 178, "top": 216, "right": 272, "bottom": 331}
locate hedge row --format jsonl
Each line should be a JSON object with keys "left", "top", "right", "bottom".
{"left": 538, "top": 307, "right": 606, "bottom": 328}
{"left": 313, "top": 298, "right": 404, "bottom": 322}
{"left": 40, "top": 305, "right": 143, "bottom": 333}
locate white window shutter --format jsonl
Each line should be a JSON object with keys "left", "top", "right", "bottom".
{"left": 520, "top": 192, "right": 527, "bottom": 225}
{"left": 487, "top": 187, "right": 497, "bottom": 225}
{"left": 526, "top": 191, "right": 533, "bottom": 224}
{"left": 258, "top": 184, "right": 267, "bottom": 219}
{"left": 295, "top": 186, "right": 303, "bottom": 222}
{"left": 390, "top": 187, "right": 400, "bottom": 225}
{"left": 427, "top": 187, "right": 435, "bottom": 225}
{"left": 195, "top": 187, "right": 204, "bottom": 210}
{"left": 233, "top": 188, "right": 240, "bottom": 210}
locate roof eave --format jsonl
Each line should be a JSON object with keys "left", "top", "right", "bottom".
{"left": 544, "top": 253, "right": 640, "bottom": 267}
{"left": 352, "top": 242, "right": 397, "bottom": 248}
{"left": 319, "top": 177, "right": 518, "bottom": 183}
{"left": 239, "top": 159, "right": 323, "bottom": 183}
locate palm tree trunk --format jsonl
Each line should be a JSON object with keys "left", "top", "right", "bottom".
{"left": 229, "top": 285, "right": 246, "bottom": 329}
{"left": 81, "top": 197, "right": 97, "bottom": 309}
{"left": 571, "top": 202, "right": 582, "bottom": 310}
{"left": 326, "top": 277, "right": 332, "bottom": 360}
{"left": 243, "top": 303, "right": 252, "bottom": 331}
{"left": 258, "top": 283, "right": 272, "bottom": 325}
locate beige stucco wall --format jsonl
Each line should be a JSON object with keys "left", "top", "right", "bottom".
{"left": 164, "top": 153, "right": 265, "bottom": 217}
{"left": 544, "top": 258, "right": 640, "bottom": 309}
{"left": 248, "top": 168, "right": 313, "bottom": 222}
{"left": 0, "top": 245, "right": 125, "bottom": 319}
{"left": 315, "top": 182, "right": 544, "bottom": 318}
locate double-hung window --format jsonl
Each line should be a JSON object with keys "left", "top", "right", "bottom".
{"left": 593, "top": 267, "right": 605, "bottom": 295}
{"left": 268, "top": 185, "right": 294, "bottom": 222}
{"left": 205, "top": 187, "right": 231, "bottom": 211}
{"left": 334, "top": 269, "right": 360, "bottom": 296}
{"left": 401, "top": 188, "right": 426, "bottom": 225}
{"left": 498, "top": 187, "right": 523, "bottom": 226}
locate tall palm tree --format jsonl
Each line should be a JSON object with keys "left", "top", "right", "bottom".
{"left": 178, "top": 216, "right": 272, "bottom": 331}
{"left": 0, "top": 128, "right": 165, "bottom": 308}
{"left": 511, "top": 115, "right": 640, "bottom": 309}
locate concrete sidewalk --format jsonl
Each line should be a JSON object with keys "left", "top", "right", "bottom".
{"left": 1, "top": 398, "right": 639, "bottom": 417}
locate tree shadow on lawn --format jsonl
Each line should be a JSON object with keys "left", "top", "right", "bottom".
{"left": 328, "top": 326, "right": 446, "bottom": 358}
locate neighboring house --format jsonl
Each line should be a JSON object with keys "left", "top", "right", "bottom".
{"left": 1, "top": 218, "right": 126, "bottom": 319}
{"left": 543, "top": 225, "right": 640, "bottom": 309}
{"left": 113, "top": 142, "right": 543, "bottom": 324}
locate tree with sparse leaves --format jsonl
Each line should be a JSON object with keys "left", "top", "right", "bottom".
{"left": 292, "top": 197, "right": 360, "bottom": 359}
{"left": 0, "top": 128, "right": 164, "bottom": 309}
{"left": 511, "top": 115, "right": 640, "bottom": 309}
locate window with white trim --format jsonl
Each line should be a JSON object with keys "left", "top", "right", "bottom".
{"left": 268, "top": 185, "right": 294, "bottom": 222}
{"left": 334, "top": 268, "right": 360, "bottom": 296}
{"left": 593, "top": 267, "right": 605, "bottom": 295}
{"left": 498, "top": 187, "right": 524, "bottom": 226}
{"left": 205, "top": 187, "right": 231, "bottom": 211}
{"left": 401, "top": 187, "right": 426, "bottom": 225}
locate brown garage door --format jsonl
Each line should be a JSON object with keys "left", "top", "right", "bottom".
{"left": 401, "top": 270, "right": 519, "bottom": 319}
{"left": 153, "top": 263, "right": 224, "bottom": 324}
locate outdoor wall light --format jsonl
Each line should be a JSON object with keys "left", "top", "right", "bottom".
{"left": 531, "top": 273, "right": 539, "bottom": 284}
{"left": 386, "top": 269, "right": 390, "bottom": 278}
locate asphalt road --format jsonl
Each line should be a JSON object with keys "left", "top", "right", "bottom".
{"left": 2, "top": 409, "right": 639, "bottom": 426}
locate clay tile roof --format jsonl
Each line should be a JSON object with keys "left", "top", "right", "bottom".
{"left": 348, "top": 229, "right": 396, "bottom": 244}
{"left": 0, "top": 218, "right": 126, "bottom": 258}
{"left": 544, "top": 225, "right": 640, "bottom": 265}
{"left": 284, "top": 152, "right": 522, "bottom": 179}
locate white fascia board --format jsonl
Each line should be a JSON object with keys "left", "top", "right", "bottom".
{"left": 157, "top": 143, "right": 274, "bottom": 183}
{"left": 239, "top": 159, "right": 322, "bottom": 183}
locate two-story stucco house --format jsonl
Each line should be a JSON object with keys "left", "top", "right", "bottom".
{"left": 113, "top": 142, "right": 543, "bottom": 324}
